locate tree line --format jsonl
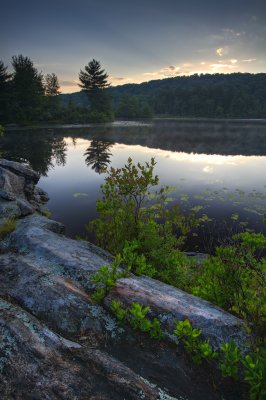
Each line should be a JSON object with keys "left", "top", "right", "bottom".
{"left": 1, "top": 55, "right": 266, "bottom": 125}
{"left": 0, "top": 56, "right": 115, "bottom": 125}
{"left": 63, "top": 72, "right": 266, "bottom": 119}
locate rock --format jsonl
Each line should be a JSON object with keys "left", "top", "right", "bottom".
{"left": 0, "top": 159, "right": 39, "bottom": 184}
{"left": 0, "top": 299, "right": 159, "bottom": 400}
{"left": 0, "top": 159, "right": 250, "bottom": 399}
{"left": 0, "top": 253, "right": 120, "bottom": 340}
{"left": 33, "top": 186, "right": 50, "bottom": 203}
{"left": 0, "top": 159, "right": 49, "bottom": 217}
{"left": 104, "top": 276, "right": 249, "bottom": 351}
{"left": 0, "top": 200, "right": 21, "bottom": 219}
{"left": 8, "top": 214, "right": 113, "bottom": 291}
{"left": 0, "top": 167, "right": 25, "bottom": 201}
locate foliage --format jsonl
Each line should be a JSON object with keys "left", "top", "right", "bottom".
{"left": 87, "top": 109, "right": 114, "bottom": 122}
{"left": 79, "top": 59, "right": 113, "bottom": 118}
{"left": 111, "top": 300, "right": 164, "bottom": 339}
{"left": 79, "top": 59, "right": 109, "bottom": 92}
{"left": 91, "top": 254, "right": 129, "bottom": 303}
{"left": 0, "top": 218, "right": 16, "bottom": 240}
{"left": 0, "top": 61, "right": 12, "bottom": 123}
{"left": 61, "top": 72, "right": 266, "bottom": 119}
{"left": 40, "top": 207, "right": 52, "bottom": 218}
{"left": 116, "top": 95, "right": 153, "bottom": 118}
{"left": 45, "top": 73, "right": 61, "bottom": 96}
{"left": 219, "top": 341, "right": 241, "bottom": 380}
{"left": 192, "top": 232, "right": 266, "bottom": 335}
{"left": 88, "top": 157, "right": 197, "bottom": 285}
{"left": 11, "top": 55, "right": 45, "bottom": 124}
{"left": 174, "top": 319, "right": 217, "bottom": 364}
{"left": 174, "top": 319, "right": 265, "bottom": 398}
{"left": 242, "top": 349, "right": 266, "bottom": 400}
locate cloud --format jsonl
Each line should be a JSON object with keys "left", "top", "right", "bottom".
{"left": 110, "top": 76, "right": 131, "bottom": 81}
{"left": 216, "top": 47, "right": 224, "bottom": 57}
{"left": 143, "top": 72, "right": 159, "bottom": 76}
{"left": 222, "top": 28, "right": 245, "bottom": 37}
{"left": 144, "top": 65, "right": 181, "bottom": 78}
{"left": 160, "top": 65, "right": 180, "bottom": 76}
{"left": 210, "top": 64, "right": 237, "bottom": 70}
{"left": 60, "top": 80, "right": 78, "bottom": 87}
{"left": 241, "top": 58, "right": 257, "bottom": 62}
{"left": 230, "top": 59, "right": 238, "bottom": 64}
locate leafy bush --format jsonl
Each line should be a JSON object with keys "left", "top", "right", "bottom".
{"left": 111, "top": 300, "right": 164, "bottom": 340}
{"left": 174, "top": 319, "right": 217, "bottom": 364}
{"left": 88, "top": 157, "right": 197, "bottom": 285}
{"left": 219, "top": 341, "right": 241, "bottom": 380}
{"left": 192, "top": 232, "right": 266, "bottom": 335}
{"left": 242, "top": 349, "right": 266, "bottom": 400}
{"left": 174, "top": 320, "right": 265, "bottom": 399}
{"left": 91, "top": 254, "right": 129, "bottom": 303}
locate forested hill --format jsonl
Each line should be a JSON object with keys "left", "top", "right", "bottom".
{"left": 60, "top": 73, "right": 266, "bottom": 119}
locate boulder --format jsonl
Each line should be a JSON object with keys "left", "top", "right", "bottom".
{"left": 0, "top": 159, "right": 49, "bottom": 217}
{"left": 104, "top": 276, "right": 249, "bottom": 351}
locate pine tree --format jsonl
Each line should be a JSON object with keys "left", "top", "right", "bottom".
{"left": 79, "top": 59, "right": 113, "bottom": 119}
{"left": 79, "top": 59, "right": 109, "bottom": 93}
{"left": 0, "top": 61, "right": 12, "bottom": 89}
{"left": 0, "top": 61, "right": 12, "bottom": 123}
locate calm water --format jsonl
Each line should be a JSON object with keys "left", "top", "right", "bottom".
{"left": 2, "top": 119, "right": 266, "bottom": 252}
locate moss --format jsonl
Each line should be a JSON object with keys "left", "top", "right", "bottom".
{"left": 40, "top": 207, "right": 52, "bottom": 218}
{"left": 0, "top": 218, "right": 16, "bottom": 240}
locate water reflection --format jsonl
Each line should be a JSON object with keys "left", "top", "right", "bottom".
{"left": 84, "top": 140, "right": 113, "bottom": 173}
{"left": 0, "top": 131, "right": 67, "bottom": 176}
{"left": 1, "top": 120, "right": 266, "bottom": 244}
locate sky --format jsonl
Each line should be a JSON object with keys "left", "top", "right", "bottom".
{"left": 1, "top": 0, "right": 266, "bottom": 93}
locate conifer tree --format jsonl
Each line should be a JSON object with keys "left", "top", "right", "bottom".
{"left": 11, "top": 55, "right": 44, "bottom": 123}
{"left": 79, "top": 59, "right": 113, "bottom": 119}
{"left": 0, "top": 61, "right": 12, "bottom": 123}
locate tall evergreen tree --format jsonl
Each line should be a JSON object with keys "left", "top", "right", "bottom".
{"left": 0, "top": 61, "right": 12, "bottom": 123}
{"left": 79, "top": 59, "right": 109, "bottom": 93}
{"left": 11, "top": 55, "right": 44, "bottom": 123}
{"left": 79, "top": 59, "right": 113, "bottom": 119}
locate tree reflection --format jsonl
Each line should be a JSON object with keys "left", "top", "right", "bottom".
{"left": 0, "top": 131, "right": 67, "bottom": 176}
{"left": 84, "top": 140, "right": 113, "bottom": 173}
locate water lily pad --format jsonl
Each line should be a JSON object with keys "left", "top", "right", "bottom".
{"left": 73, "top": 192, "right": 89, "bottom": 198}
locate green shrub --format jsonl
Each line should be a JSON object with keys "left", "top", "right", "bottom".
{"left": 174, "top": 319, "right": 217, "bottom": 364}
{"left": 88, "top": 157, "right": 198, "bottom": 285}
{"left": 192, "top": 232, "right": 266, "bottom": 335}
{"left": 91, "top": 254, "right": 129, "bottom": 303}
{"left": 242, "top": 349, "right": 266, "bottom": 400}
{"left": 219, "top": 341, "right": 241, "bottom": 380}
{"left": 111, "top": 300, "right": 164, "bottom": 340}
{"left": 0, "top": 218, "right": 16, "bottom": 240}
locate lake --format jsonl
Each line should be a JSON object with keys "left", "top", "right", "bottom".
{"left": 2, "top": 119, "right": 266, "bottom": 253}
